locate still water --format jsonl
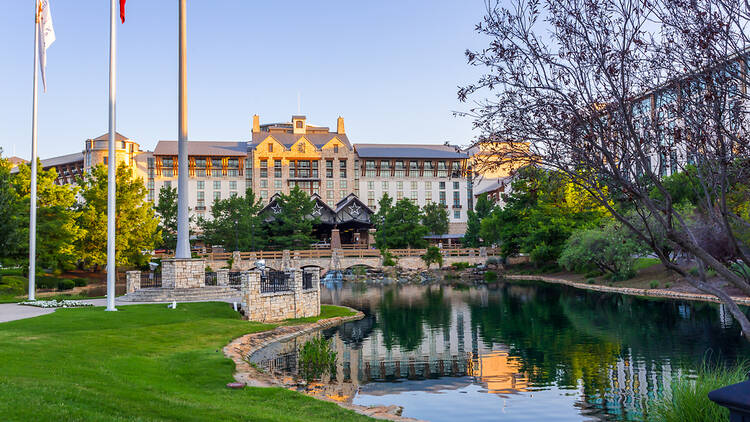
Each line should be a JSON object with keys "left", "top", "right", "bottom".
{"left": 251, "top": 280, "right": 750, "bottom": 421}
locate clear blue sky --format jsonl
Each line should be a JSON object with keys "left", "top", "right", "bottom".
{"left": 0, "top": 1, "right": 488, "bottom": 160}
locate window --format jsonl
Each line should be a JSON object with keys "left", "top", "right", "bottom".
{"left": 425, "top": 191, "right": 432, "bottom": 202}
{"left": 439, "top": 191, "right": 446, "bottom": 205}
{"left": 298, "top": 143, "right": 305, "bottom": 153}
{"left": 365, "top": 160, "right": 376, "bottom": 177}
{"left": 197, "top": 180, "right": 205, "bottom": 190}
{"left": 274, "top": 180, "right": 282, "bottom": 189}
{"left": 339, "top": 160, "right": 347, "bottom": 178}
{"left": 260, "top": 190, "right": 268, "bottom": 200}
{"left": 411, "top": 190, "right": 418, "bottom": 201}
{"left": 380, "top": 160, "right": 391, "bottom": 177}
{"left": 454, "top": 210, "right": 461, "bottom": 219}
{"left": 439, "top": 181, "right": 446, "bottom": 190}
{"left": 411, "top": 181, "right": 418, "bottom": 190}
{"left": 437, "top": 161, "right": 448, "bottom": 177}
{"left": 367, "top": 181, "right": 374, "bottom": 190}
{"left": 382, "top": 181, "right": 389, "bottom": 190}
{"left": 214, "top": 191, "right": 221, "bottom": 201}
{"left": 453, "top": 181, "right": 459, "bottom": 190}
{"left": 229, "top": 181, "right": 237, "bottom": 191}
{"left": 197, "top": 191, "right": 205, "bottom": 207}
{"left": 453, "top": 191, "right": 460, "bottom": 207}
{"left": 409, "top": 161, "right": 419, "bottom": 177}
{"left": 274, "top": 160, "right": 281, "bottom": 178}
{"left": 340, "top": 180, "right": 347, "bottom": 190}
{"left": 334, "top": 145, "right": 339, "bottom": 154}
{"left": 394, "top": 161, "right": 405, "bottom": 177}
{"left": 340, "top": 190, "right": 346, "bottom": 199}
{"left": 195, "top": 157, "right": 207, "bottom": 177}
{"left": 260, "top": 160, "right": 267, "bottom": 178}
{"left": 397, "top": 181, "right": 403, "bottom": 190}
{"left": 296, "top": 120, "right": 303, "bottom": 128}
{"left": 260, "top": 179, "right": 268, "bottom": 188}
{"left": 326, "top": 160, "right": 333, "bottom": 178}
{"left": 268, "top": 143, "right": 273, "bottom": 152}
{"left": 424, "top": 161, "right": 435, "bottom": 177}
{"left": 327, "top": 181, "right": 334, "bottom": 189}
{"left": 211, "top": 158, "right": 223, "bottom": 177}
{"left": 397, "top": 191, "right": 404, "bottom": 200}
{"left": 368, "top": 191, "right": 375, "bottom": 202}
{"left": 213, "top": 181, "right": 221, "bottom": 190}
{"left": 104, "top": 157, "right": 108, "bottom": 165}
{"left": 425, "top": 181, "right": 432, "bottom": 190}
{"left": 164, "top": 181, "right": 171, "bottom": 189}
{"left": 451, "top": 161, "right": 461, "bottom": 177}
{"left": 327, "top": 190, "right": 334, "bottom": 200}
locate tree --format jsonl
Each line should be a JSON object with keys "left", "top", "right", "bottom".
{"left": 198, "top": 188, "right": 265, "bottom": 251}
{"left": 421, "top": 202, "right": 449, "bottom": 236}
{"left": 460, "top": 0, "right": 750, "bottom": 338}
{"left": 266, "top": 186, "right": 317, "bottom": 250}
{"left": 375, "top": 195, "right": 428, "bottom": 249}
{"left": 0, "top": 155, "right": 21, "bottom": 266}
{"left": 154, "top": 185, "right": 179, "bottom": 250}
{"left": 421, "top": 246, "right": 443, "bottom": 269}
{"left": 465, "top": 194, "right": 494, "bottom": 247}
{"left": 77, "top": 164, "right": 161, "bottom": 268}
{"left": 7, "top": 160, "right": 80, "bottom": 271}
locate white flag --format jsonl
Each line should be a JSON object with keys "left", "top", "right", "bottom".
{"left": 37, "top": 0, "right": 55, "bottom": 92}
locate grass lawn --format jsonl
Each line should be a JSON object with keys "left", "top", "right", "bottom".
{"left": 0, "top": 302, "right": 369, "bottom": 421}
{"left": 632, "top": 257, "right": 661, "bottom": 272}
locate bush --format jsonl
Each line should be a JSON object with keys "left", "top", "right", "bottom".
{"left": 36, "top": 276, "right": 60, "bottom": 290}
{"left": 583, "top": 269, "right": 604, "bottom": 278}
{"left": 72, "top": 278, "right": 88, "bottom": 287}
{"left": 298, "top": 336, "right": 337, "bottom": 382}
{"left": 57, "top": 279, "right": 75, "bottom": 291}
{"left": 421, "top": 246, "right": 443, "bottom": 269}
{"left": 484, "top": 270, "right": 498, "bottom": 283}
{"left": 558, "top": 222, "right": 645, "bottom": 281}
{"left": 650, "top": 281, "right": 659, "bottom": 289}
{"left": 381, "top": 249, "right": 397, "bottom": 267}
{"left": 451, "top": 262, "right": 471, "bottom": 270}
{"left": 650, "top": 363, "right": 748, "bottom": 422}
{"left": 586, "top": 278, "right": 596, "bottom": 284}
{"left": 665, "top": 282, "right": 672, "bottom": 288}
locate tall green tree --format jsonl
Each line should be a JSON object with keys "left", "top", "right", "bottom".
{"left": 0, "top": 155, "right": 21, "bottom": 265}
{"left": 198, "top": 188, "right": 266, "bottom": 251}
{"left": 155, "top": 185, "right": 179, "bottom": 250}
{"left": 375, "top": 196, "right": 428, "bottom": 249}
{"left": 266, "top": 186, "right": 317, "bottom": 250}
{"left": 8, "top": 160, "right": 80, "bottom": 271}
{"left": 464, "top": 194, "right": 495, "bottom": 247}
{"left": 76, "top": 164, "right": 161, "bottom": 268}
{"left": 421, "top": 202, "right": 449, "bottom": 236}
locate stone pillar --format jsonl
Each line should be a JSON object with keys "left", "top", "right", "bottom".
{"left": 162, "top": 258, "right": 206, "bottom": 289}
{"left": 232, "top": 251, "right": 241, "bottom": 270}
{"left": 281, "top": 250, "right": 291, "bottom": 270}
{"left": 291, "top": 269, "right": 302, "bottom": 318}
{"left": 331, "top": 228, "right": 341, "bottom": 249}
{"left": 217, "top": 269, "right": 229, "bottom": 286}
{"left": 240, "top": 270, "right": 261, "bottom": 318}
{"left": 479, "top": 247, "right": 487, "bottom": 258}
{"left": 126, "top": 271, "right": 141, "bottom": 293}
{"left": 330, "top": 249, "right": 341, "bottom": 271}
{"left": 368, "top": 228, "right": 377, "bottom": 248}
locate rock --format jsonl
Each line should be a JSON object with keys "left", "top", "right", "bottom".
{"left": 226, "top": 382, "right": 245, "bottom": 389}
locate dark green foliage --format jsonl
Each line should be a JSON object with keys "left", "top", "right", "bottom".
{"left": 298, "top": 336, "right": 337, "bottom": 382}
{"left": 484, "top": 270, "right": 498, "bottom": 283}
{"left": 154, "top": 185, "right": 180, "bottom": 250}
{"left": 374, "top": 194, "right": 428, "bottom": 249}
{"left": 265, "top": 187, "right": 318, "bottom": 250}
{"left": 650, "top": 281, "right": 659, "bottom": 289}
{"left": 421, "top": 246, "right": 443, "bottom": 269}
{"left": 198, "top": 187, "right": 265, "bottom": 251}
{"left": 559, "top": 222, "right": 645, "bottom": 281}
{"left": 421, "top": 202, "right": 449, "bottom": 236}
{"left": 73, "top": 278, "right": 88, "bottom": 287}
{"left": 451, "top": 262, "right": 471, "bottom": 270}
{"left": 381, "top": 249, "right": 397, "bottom": 266}
{"left": 56, "top": 279, "right": 75, "bottom": 291}
{"left": 464, "top": 194, "right": 494, "bottom": 247}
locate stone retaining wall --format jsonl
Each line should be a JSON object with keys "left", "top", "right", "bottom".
{"left": 161, "top": 258, "right": 206, "bottom": 289}
{"left": 240, "top": 269, "right": 320, "bottom": 322}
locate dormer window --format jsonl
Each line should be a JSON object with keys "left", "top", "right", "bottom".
{"left": 334, "top": 145, "right": 339, "bottom": 154}
{"left": 296, "top": 120, "right": 303, "bottom": 128}
{"left": 268, "top": 143, "right": 273, "bottom": 152}
{"left": 298, "top": 143, "right": 305, "bottom": 153}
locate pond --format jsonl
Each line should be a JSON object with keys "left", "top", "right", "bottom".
{"left": 249, "top": 280, "right": 750, "bottom": 421}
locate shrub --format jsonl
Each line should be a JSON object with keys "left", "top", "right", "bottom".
{"left": 36, "top": 276, "right": 60, "bottom": 290}
{"left": 381, "top": 249, "right": 397, "bottom": 267}
{"left": 205, "top": 265, "right": 213, "bottom": 273}
{"left": 451, "top": 262, "right": 471, "bottom": 270}
{"left": 558, "top": 222, "right": 645, "bottom": 281}
{"left": 586, "top": 278, "right": 596, "bottom": 284}
{"left": 650, "top": 363, "right": 748, "bottom": 422}
{"left": 650, "top": 281, "right": 659, "bottom": 289}
{"left": 72, "top": 278, "right": 88, "bottom": 287}
{"left": 57, "top": 279, "right": 75, "bottom": 291}
{"left": 298, "top": 336, "right": 337, "bottom": 382}
{"left": 583, "top": 269, "right": 604, "bottom": 278}
{"left": 421, "top": 246, "right": 443, "bottom": 269}
{"left": 484, "top": 270, "right": 498, "bottom": 283}
{"left": 665, "top": 282, "right": 672, "bottom": 289}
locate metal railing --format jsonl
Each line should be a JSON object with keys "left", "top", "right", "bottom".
{"left": 260, "top": 270, "right": 291, "bottom": 294}
{"left": 142, "top": 272, "right": 162, "bottom": 288}
{"left": 228, "top": 272, "right": 242, "bottom": 287}
{"left": 205, "top": 271, "right": 217, "bottom": 286}
{"left": 302, "top": 271, "right": 313, "bottom": 290}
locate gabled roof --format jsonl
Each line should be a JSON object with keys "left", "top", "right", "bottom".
{"left": 153, "top": 141, "right": 247, "bottom": 156}
{"left": 250, "top": 132, "right": 351, "bottom": 150}
{"left": 334, "top": 193, "right": 374, "bottom": 216}
{"left": 40, "top": 152, "right": 84, "bottom": 168}
{"left": 92, "top": 132, "right": 129, "bottom": 142}
{"left": 354, "top": 144, "right": 468, "bottom": 159}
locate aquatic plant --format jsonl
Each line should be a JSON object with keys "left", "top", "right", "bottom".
{"left": 298, "top": 336, "right": 337, "bottom": 382}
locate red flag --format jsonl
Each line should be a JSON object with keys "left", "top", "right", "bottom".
{"left": 119, "top": 0, "right": 126, "bottom": 23}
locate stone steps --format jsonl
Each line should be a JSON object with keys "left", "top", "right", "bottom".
{"left": 119, "top": 286, "right": 241, "bottom": 302}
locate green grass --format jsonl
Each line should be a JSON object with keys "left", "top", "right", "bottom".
{"left": 650, "top": 362, "right": 748, "bottom": 422}
{"left": 283, "top": 305, "right": 357, "bottom": 325}
{"left": 633, "top": 257, "right": 661, "bottom": 272}
{"left": 0, "top": 302, "right": 369, "bottom": 421}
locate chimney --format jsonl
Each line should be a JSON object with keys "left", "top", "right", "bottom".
{"left": 252, "top": 114, "right": 260, "bottom": 133}
{"left": 337, "top": 116, "right": 345, "bottom": 134}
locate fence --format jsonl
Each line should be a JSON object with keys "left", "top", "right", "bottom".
{"left": 228, "top": 271, "right": 242, "bottom": 287}
{"left": 205, "top": 271, "right": 217, "bottom": 286}
{"left": 142, "top": 272, "right": 162, "bottom": 288}
{"left": 302, "top": 271, "right": 313, "bottom": 290}
{"left": 260, "top": 270, "right": 292, "bottom": 294}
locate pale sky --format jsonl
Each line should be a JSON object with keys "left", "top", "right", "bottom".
{"left": 0, "top": 1, "right": 489, "bottom": 160}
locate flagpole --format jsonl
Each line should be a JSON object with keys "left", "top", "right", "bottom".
{"left": 28, "top": 0, "right": 39, "bottom": 301}
{"left": 175, "top": 0, "right": 191, "bottom": 259}
{"left": 105, "top": 0, "right": 118, "bottom": 311}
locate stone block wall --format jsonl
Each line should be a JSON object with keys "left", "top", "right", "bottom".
{"left": 217, "top": 269, "right": 229, "bottom": 286}
{"left": 126, "top": 271, "right": 141, "bottom": 294}
{"left": 162, "top": 258, "right": 206, "bottom": 289}
{"left": 240, "top": 269, "right": 320, "bottom": 323}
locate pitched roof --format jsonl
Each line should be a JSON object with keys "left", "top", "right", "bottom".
{"left": 92, "top": 132, "right": 129, "bottom": 142}
{"left": 250, "top": 132, "right": 351, "bottom": 150}
{"left": 40, "top": 152, "right": 84, "bottom": 168}
{"left": 153, "top": 141, "right": 247, "bottom": 156}
{"left": 354, "top": 144, "right": 468, "bottom": 159}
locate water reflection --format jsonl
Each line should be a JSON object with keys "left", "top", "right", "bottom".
{"left": 253, "top": 281, "right": 750, "bottom": 421}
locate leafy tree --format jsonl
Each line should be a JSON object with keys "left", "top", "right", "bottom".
{"left": 0, "top": 155, "right": 21, "bottom": 265}
{"left": 198, "top": 188, "right": 266, "bottom": 251}
{"left": 375, "top": 196, "right": 428, "bottom": 249}
{"left": 154, "top": 185, "right": 179, "bottom": 250}
{"left": 7, "top": 160, "right": 80, "bottom": 271}
{"left": 421, "top": 246, "right": 443, "bottom": 269}
{"left": 421, "top": 202, "right": 449, "bottom": 236}
{"left": 76, "top": 163, "right": 161, "bottom": 268}
{"left": 265, "top": 186, "right": 317, "bottom": 250}
{"left": 558, "top": 222, "right": 646, "bottom": 281}
{"left": 465, "top": 194, "right": 494, "bottom": 247}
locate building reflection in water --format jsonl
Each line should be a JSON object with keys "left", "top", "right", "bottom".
{"left": 252, "top": 281, "right": 750, "bottom": 421}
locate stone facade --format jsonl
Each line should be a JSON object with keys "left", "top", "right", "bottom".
{"left": 241, "top": 269, "right": 320, "bottom": 322}
{"left": 161, "top": 258, "right": 206, "bottom": 289}
{"left": 217, "top": 269, "right": 230, "bottom": 286}
{"left": 126, "top": 271, "right": 141, "bottom": 294}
